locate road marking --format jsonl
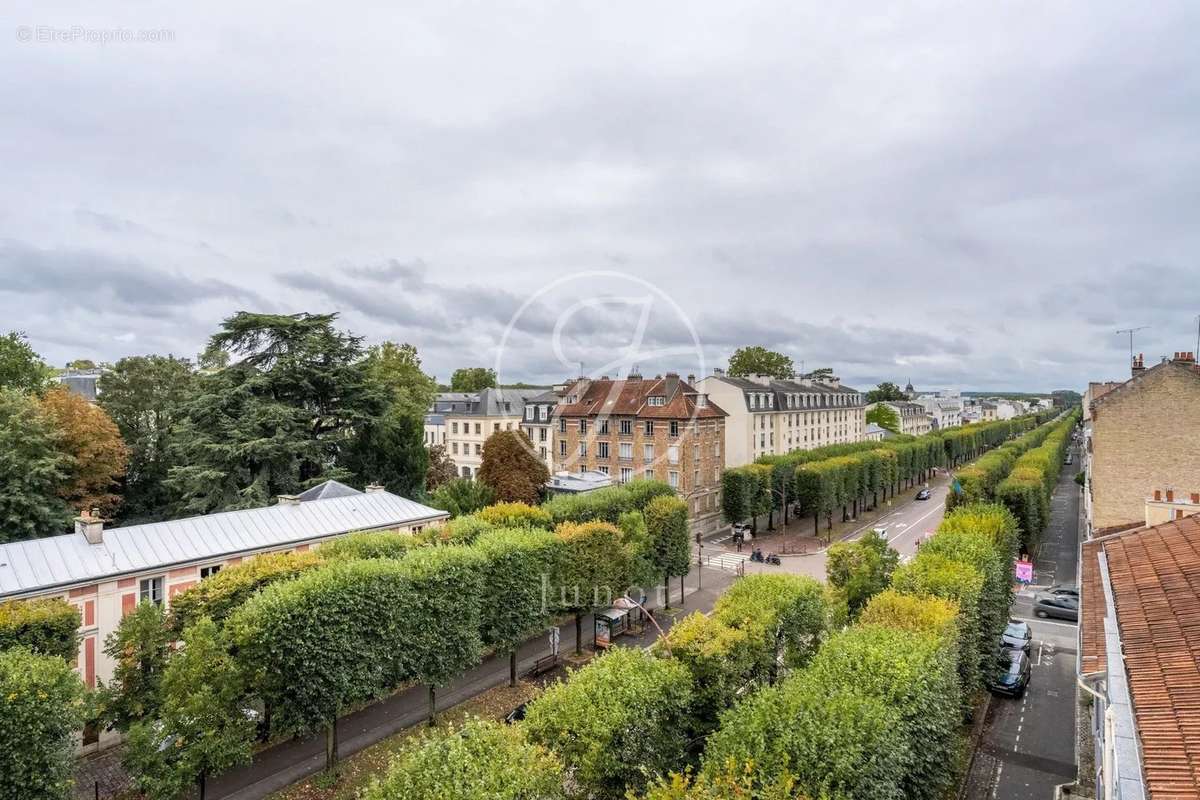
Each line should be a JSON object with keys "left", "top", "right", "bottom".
{"left": 1011, "top": 616, "right": 1078, "bottom": 629}
{"left": 885, "top": 503, "right": 945, "bottom": 546}
{"left": 1036, "top": 642, "right": 1043, "bottom": 666}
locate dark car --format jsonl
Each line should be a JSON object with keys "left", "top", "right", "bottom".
{"left": 1041, "top": 585, "right": 1079, "bottom": 601}
{"left": 987, "top": 649, "right": 1031, "bottom": 698}
{"left": 915, "top": 488, "right": 931, "bottom": 501}
{"left": 504, "top": 702, "right": 528, "bottom": 725}
{"left": 1000, "top": 620, "right": 1032, "bottom": 653}
{"left": 1034, "top": 592, "right": 1079, "bottom": 622}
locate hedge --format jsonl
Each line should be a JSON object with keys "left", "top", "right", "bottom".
{"left": 523, "top": 647, "right": 694, "bottom": 799}
{"left": 476, "top": 502, "right": 553, "bottom": 530}
{"left": 995, "top": 412, "right": 1078, "bottom": 547}
{"left": 317, "top": 530, "right": 422, "bottom": 560}
{"left": 713, "top": 573, "right": 828, "bottom": 677}
{"left": 168, "top": 550, "right": 323, "bottom": 634}
{"left": 654, "top": 612, "right": 758, "bottom": 735}
{"left": 0, "top": 647, "right": 87, "bottom": 800}
{"left": 0, "top": 598, "right": 80, "bottom": 661}
{"left": 542, "top": 479, "right": 674, "bottom": 525}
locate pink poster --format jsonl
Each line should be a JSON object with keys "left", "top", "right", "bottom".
{"left": 1015, "top": 560, "right": 1034, "bottom": 583}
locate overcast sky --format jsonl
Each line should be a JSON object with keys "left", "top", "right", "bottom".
{"left": 3, "top": 2, "right": 1199, "bottom": 391}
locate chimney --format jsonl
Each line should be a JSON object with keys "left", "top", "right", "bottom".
{"left": 687, "top": 374, "right": 695, "bottom": 385}
{"left": 1131, "top": 353, "right": 1145, "bottom": 377}
{"left": 75, "top": 509, "right": 104, "bottom": 545}
{"left": 365, "top": 483, "right": 386, "bottom": 493}
{"left": 277, "top": 494, "right": 301, "bottom": 506}
{"left": 1191, "top": 492, "right": 1199, "bottom": 504}
{"left": 1166, "top": 489, "right": 1174, "bottom": 502}
{"left": 664, "top": 372, "right": 680, "bottom": 398}
{"left": 713, "top": 367, "right": 725, "bottom": 377}
{"left": 1172, "top": 351, "right": 1196, "bottom": 365}
{"left": 1154, "top": 489, "right": 1162, "bottom": 501}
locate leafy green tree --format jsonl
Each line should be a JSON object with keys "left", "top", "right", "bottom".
{"left": 865, "top": 382, "right": 906, "bottom": 403}
{"left": 98, "top": 355, "right": 196, "bottom": 523}
{"left": 713, "top": 573, "right": 828, "bottom": 679}
{"left": 552, "top": 521, "right": 632, "bottom": 654}
{"left": 805, "top": 367, "right": 835, "bottom": 380}
{"left": 476, "top": 502, "right": 553, "bottom": 529}
{"left": 478, "top": 430, "right": 550, "bottom": 504}
{"left": 0, "top": 647, "right": 87, "bottom": 800}
{"left": 66, "top": 359, "right": 96, "bottom": 370}
{"left": 364, "top": 342, "right": 438, "bottom": 420}
{"left": 425, "top": 444, "right": 457, "bottom": 492}
{"left": 655, "top": 612, "right": 757, "bottom": 735}
{"left": 542, "top": 480, "right": 674, "bottom": 525}
{"left": 359, "top": 719, "right": 564, "bottom": 800}
{"left": 123, "top": 619, "right": 255, "bottom": 800}
{"left": 101, "top": 599, "right": 172, "bottom": 731}
{"left": 825, "top": 530, "right": 899, "bottom": 619}
{"left": 167, "top": 550, "right": 323, "bottom": 635}
{"left": 0, "top": 331, "right": 52, "bottom": 394}
{"left": 865, "top": 402, "right": 901, "bottom": 433}
{"left": 0, "top": 598, "right": 80, "bottom": 661}
{"left": 726, "top": 346, "right": 794, "bottom": 379}
{"left": 523, "top": 647, "right": 694, "bottom": 799}
{"left": 644, "top": 495, "right": 691, "bottom": 608}
{"left": 343, "top": 407, "right": 429, "bottom": 497}
{"left": 38, "top": 386, "right": 129, "bottom": 517}
{"left": 449, "top": 367, "right": 497, "bottom": 392}
{"left": 166, "top": 312, "right": 383, "bottom": 515}
{"left": 430, "top": 477, "right": 495, "bottom": 517}
{"left": 317, "top": 531, "right": 422, "bottom": 561}
{"left": 0, "top": 389, "right": 71, "bottom": 542}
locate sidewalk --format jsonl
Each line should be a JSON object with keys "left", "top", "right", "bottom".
{"left": 208, "top": 565, "right": 738, "bottom": 800}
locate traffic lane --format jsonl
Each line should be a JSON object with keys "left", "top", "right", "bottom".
{"left": 871, "top": 485, "right": 948, "bottom": 562}
{"left": 1033, "top": 455, "right": 1082, "bottom": 588}
{"left": 990, "top": 619, "right": 1079, "bottom": 799}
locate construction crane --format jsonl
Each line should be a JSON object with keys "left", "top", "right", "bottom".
{"left": 1115, "top": 326, "right": 1150, "bottom": 369}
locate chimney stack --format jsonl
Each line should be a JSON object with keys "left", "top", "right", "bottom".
{"left": 277, "top": 494, "right": 301, "bottom": 506}
{"left": 687, "top": 374, "right": 695, "bottom": 385}
{"left": 664, "top": 372, "right": 680, "bottom": 398}
{"left": 365, "top": 483, "right": 386, "bottom": 493}
{"left": 75, "top": 509, "right": 104, "bottom": 545}
{"left": 1131, "top": 353, "right": 1145, "bottom": 377}
{"left": 1166, "top": 489, "right": 1175, "bottom": 502}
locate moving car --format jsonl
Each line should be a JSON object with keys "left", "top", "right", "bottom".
{"left": 1034, "top": 591, "right": 1079, "bottom": 621}
{"left": 1040, "top": 584, "right": 1079, "bottom": 601}
{"left": 1000, "top": 620, "right": 1032, "bottom": 653}
{"left": 987, "top": 648, "right": 1031, "bottom": 698}
{"left": 915, "top": 488, "right": 931, "bottom": 501}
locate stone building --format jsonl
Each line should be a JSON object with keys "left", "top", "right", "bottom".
{"left": 443, "top": 387, "right": 546, "bottom": 479}
{"left": 867, "top": 400, "right": 932, "bottom": 437}
{"left": 552, "top": 373, "right": 727, "bottom": 535}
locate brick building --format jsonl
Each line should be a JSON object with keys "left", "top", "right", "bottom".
{"left": 552, "top": 373, "right": 727, "bottom": 535}
{"left": 1086, "top": 352, "right": 1200, "bottom": 534}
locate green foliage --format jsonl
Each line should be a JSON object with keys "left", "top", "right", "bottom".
{"left": 804, "top": 625, "right": 961, "bottom": 800}
{"left": 477, "top": 501, "right": 553, "bottom": 529}
{"left": 168, "top": 550, "right": 324, "bottom": 634}
{"left": 97, "top": 355, "right": 196, "bottom": 524}
{"left": 825, "top": 530, "right": 899, "bottom": 619}
{"left": 0, "top": 330, "right": 52, "bottom": 394}
{"left": 0, "top": 388, "right": 71, "bottom": 541}
{"left": 123, "top": 619, "right": 254, "bottom": 799}
{"left": 714, "top": 574, "right": 828, "bottom": 674}
{"left": 542, "top": 480, "right": 675, "bottom": 525}
{"left": 0, "top": 598, "right": 80, "bottom": 661}
{"left": 523, "top": 647, "right": 694, "bottom": 799}
{"left": 552, "top": 521, "right": 632, "bottom": 612}
{"left": 362, "top": 719, "right": 564, "bottom": 800}
{"left": 644, "top": 495, "right": 691, "bottom": 585}
{"left": 430, "top": 478, "right": 496, "bottom": 518}
{"left": 472, "top": 528, "right": 561, "bottom": 655}
{"left": 726, "top": 346, "right": 795, "bottom": 379}
{"left": 865, "top": 382, "right": 907, "bottom": 404}
{"left": 342, "top": 407, "right": 429, "bottom": 498}
{"left": 860, "top": 590, "right": 960, "bottom": 642}
{"left": 428, "top": 513, "right": 494, "bottom": 545}
{"left": 425, "top": 444, "right": 458, "bottom": 492}
{"left": 0, "top": 647, "right": 87, "bottom": 800}
{"left": 101, "top": 600, "right": 172, "bottom": 731}
{"left": 449, "top": 367, "right": 497, "bottom": 393}
{"left": 865, "top": 402, "right": 900, "bottom": 433}
{"left": 363, "top": 342, "right": 438, "bottom": 423}
{"left": 702, "top": 677, "right": 905, "bottom": 800}
{"left": 720, "top": 468, "right": 754, "bottom": 524}
{"left": 655, "top": 612, "right": 757, "bottom": 735}
{"left": 995, "top": 412, "right": 1077, "bottom": 548}
{"left": 317, "top": 531, "right": 422, "bottom": 561}
{"left": 642, "top": 765, "right": 802, "bottom": 800}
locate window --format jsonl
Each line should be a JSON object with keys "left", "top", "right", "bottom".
{"left": 619, "top": 442, "right": 632, "bottom": 460}
{"left": 598, "top": 419, "right": 609, "bottom": 434}
{"left": 620, "top": 418, "right": 633, "bottom": 435}
{"left": 493, "top": 422, "right": 501, "bottom": 433}
{"left": 579, "top": 464, "right": 588, "bottom": 474}
{"left": 474, "top": 443, "right": 482, "bottom": 455}
{"left": 668, "top": 471, "right": 679, "bottom": 488}
{"left": 538, "top": 428, "right": 547, "bottom": 442}
{"left": 668, "top": 445, "right": 679, "bottom": 464}
{"left": 597, "top": 465, "right": 609, "bottom": 475}
{"left": 506, "top": 422, "right": 512, "bottom": 430}
{"left": 648, "top": 396, "right": 665, "bottom": 406}
{"left": 452, "top": 422, "right": 459, "bottom": 434}
{"left": 579, "top": 419, "right": 587, "bottom": 433}
{"left": 540, "top": 446, "right": 547, "bottom": 459}
{"left": 525, "top": 407, "right": 534, "bottom": 420}
{"left": 620, "top": 467, "right": 633, "bottom": 484}
{"left": 461, "top": 466, "right": 471, "bottom": 477}
{"left": 539, "top": 406, "right": 547, "bottom": 421}
{"left": 139, "top": 577, "right": 163, "bottom": 605}
{"left": 559, "top": 440, "right": 567, "bottom": 456}
{"left": 200, "top": 565, "right": 221, "bottom": 580}
{"left": 670, "top": 421, "right": 680, "bottom": 437}
{"left": 644, "top": 468, "right": 655, "bottom": 480}
{"left": 644, "top": 420, "right": 654, "bottom": 435}
{"left": 697, "top": 395, "right": 707, "bottom": 407}
{"left": 579, "top": 441, "right": 588, "bottom": 456}
{"left": 644, "top": 443, "right": 655, "bottom": 461}
{"left": 452, "top": 442, "right": 459, "bottom": 455}
{"left": 474, "top": 423, "right": 481, "bottom": 435}
{"left": 559, "top": 418, "right": 567, "bottom": 433}
{"left": 597, "top": 441, "right": 609, "bottom": 459}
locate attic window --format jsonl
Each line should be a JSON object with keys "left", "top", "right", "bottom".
{"left": 697, "top": 395, "right": 708, "bottom": 408}
{"left": 648, "top": 396, "right": 666, "bottom": 406}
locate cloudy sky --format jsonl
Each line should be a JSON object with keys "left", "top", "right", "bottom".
{"left": 3, "top": 2, "right": 1199, "bottom": 391}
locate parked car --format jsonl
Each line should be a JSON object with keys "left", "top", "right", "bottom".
{"left": 1000, "top": 620, "right": 1032, "bottom": 653}
{"left": 504, "top": 702, "right": 529, "bottom": 725}
{"left": 1064, "top": 454, "right": 1073, "bottom": 465}
{"left": 915, "top": 488, "right": 932, "bottom": 501}
{"left": 987, "top": 648, "right": 1031, "bottom": 698}
{"left": 1034, "top": 592, "right": 1079, "bottom": 622}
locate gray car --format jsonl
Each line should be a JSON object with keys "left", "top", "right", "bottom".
{"left": 1034, "top": 592, "right": 1078, "bottom": 622}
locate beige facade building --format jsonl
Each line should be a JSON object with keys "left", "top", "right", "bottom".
{"left": 695, "top": 371, "right": 867, "bottom": 468}
{"left": 552, "top": 374, "right": 727, "bottom": 535}
{"left": 521, "top": 388, "right": 562, "bottom": 473}
{"left": 1087, "top": 352, "right": 1200, "bottom": 533}
{"left": 0, "top": 481, "right": 446, "bottom": 751}
{"left": 443, "top": 388, "right": 545, "bottom": 479}
{"left": 868, "top": 401, "right": 931, "bottom": 437}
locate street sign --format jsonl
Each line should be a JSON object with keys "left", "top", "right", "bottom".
{"left": 1015, "top": 559, "right": 1034, "bottom": 584}
{"left": 548, "top": 626, "right": 560, "bottom": 657}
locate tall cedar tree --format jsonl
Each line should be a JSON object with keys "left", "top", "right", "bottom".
{"left": 726, "top": 346, "right": 795, "bottom": 379}
{"left": 166, "top": 313, "right": 385, "bottom": 514}
{"left": 0, "top": 330, "right": 52, "bottom": 393}
{"left": 866, "top": 381, "right": 908, "bottom": 403}
{"left": 0, "top": 389, "right": 72, "bottom": 541}
{"left": 478, "top": 430, "right": 549, "bottom": 505}
{"left": 38, "top": 386, "right": 129, "bottom": 517}
{"left": 98, "top": 355, "right": 196, "bottom": 523}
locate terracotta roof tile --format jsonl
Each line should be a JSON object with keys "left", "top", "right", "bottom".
{"left": 1080, "top": 539, "right": 1108, "bottom": 675}
{"left": 1103, "top": 514, "right": 1200, "bottom": 799}
{"left": 554, "top": 377, "right": 727, "bottom": 420}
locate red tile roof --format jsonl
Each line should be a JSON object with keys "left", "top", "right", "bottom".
{"left": 1098, "top": 514, "right": 1200, "bottom": 798}
{"left": 1080, "top": 538, "right": 1108, "bottom": 675}
{"left": 554, "top": 377, "right": 727, "bottom": 420}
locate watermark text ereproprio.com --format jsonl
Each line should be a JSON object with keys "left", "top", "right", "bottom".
{"left": 15, "top": 25, "right": 175, "bottom": 44}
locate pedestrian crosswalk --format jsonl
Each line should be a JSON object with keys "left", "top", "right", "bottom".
{"left": 706, "top": 552, "right": 749, "bottom": 572}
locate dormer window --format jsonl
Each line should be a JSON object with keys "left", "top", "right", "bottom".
{"left": 648, "top": 396, "right": 666, "bottom": 406}
{"left": 697, "top": 394, "right": 708, "bottom": 408}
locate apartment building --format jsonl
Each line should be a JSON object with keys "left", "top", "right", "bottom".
{"left": 1086, "top": 352, "right": 1200, "bottom": 534}
{"left": 423, "top": 392, "right": 476, "bottom": 448}
{"left": 0, "top": 480, "right": 446, "bottom": 751}
{"left": 916, "top": 396, "right": 963, "bottom": 430}
{"left": 521, "top": 388, "right": 561, "bottom": 473}
{"left": 695, "top": 370, "right": 867, "bottom": 468}
{"left": 552, "top": 373, "right": 727, "bottom": 535}
{"left": 443, "top": 388, "right": 545, "bottom": 479}
{"left": 867, "top": 401, "right": 932, "bottom": 437}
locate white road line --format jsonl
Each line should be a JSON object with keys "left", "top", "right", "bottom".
{"left": 886, "top": 503, "right": 945, "bottom": 546}
{"left": 1036, "top": 641, "right": 1044, "bottom": 666}
{"left": 1012, "top": 616, "right": 1078, "bottom": 629}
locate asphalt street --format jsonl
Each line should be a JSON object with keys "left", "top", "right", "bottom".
{"left": 967, "top": 443, "right": 1081, "bottom": 799}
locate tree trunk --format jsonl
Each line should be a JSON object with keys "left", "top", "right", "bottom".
{"left": 575, "top": 612, "right": 583, "bottom": 655}
{"left": 428, "top": 685, "right": 437, "bottom": 727}
{"left": 663, "top": 575, "right": 671, "bottom": 610}
{"left": 680, "top": 575, "right": 685, "bottom": 606}
{"left": 325, "top": 718, "right": 339, "bottom": 772}
{"left": 751, "top": 515, "right": 758, "bottom": 535}
{"left": 813, "top": 513, "right": 819, "bottom": 536}
{"left": 198, "top": 774, "right": 206, "bottom": 800}
{"left": 767, "top": 507, "right": 774, "bottom": 531}
{"left": 509, "top": 649, "right": 518, "bottom": 687}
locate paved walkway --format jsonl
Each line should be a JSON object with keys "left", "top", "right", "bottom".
{"left": 207, "top": 565, "right": 738, "bottom": 800}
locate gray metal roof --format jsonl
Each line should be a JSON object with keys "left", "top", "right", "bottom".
{"left": 295, "top": 480, "right": 362, "bottom": 501}
{"left": 444, "top": 387, "right": 547, "bottom": 417}
{"left": 0, "top": 490, "right": 447, "bottom": 598}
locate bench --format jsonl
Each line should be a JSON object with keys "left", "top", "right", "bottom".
{"left": 528, "top": 654, "right": 558, "bottom": 676}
